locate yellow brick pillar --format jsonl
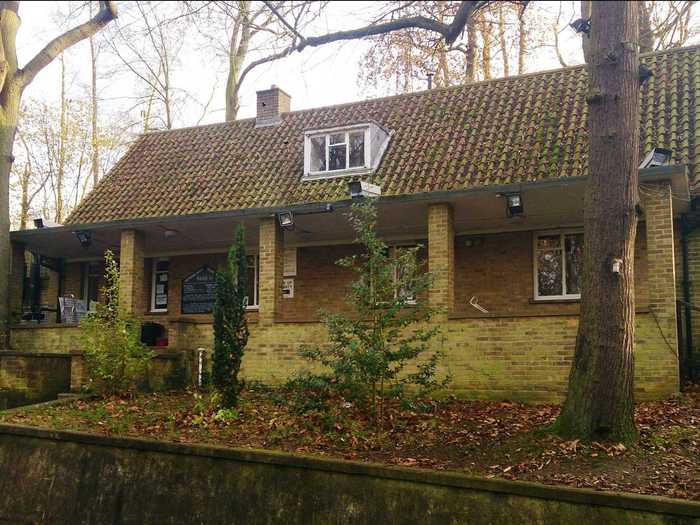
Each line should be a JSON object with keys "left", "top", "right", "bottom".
{"left": 258, "top": 217, "right": 283, "bottom": 324}
{"left": 644, "top": 181, "right": 679, "bottom": 376}
{"left": 428, "top": 203, "right": 454, "bottom": 321}
{"left": 119, "top": 229, "right": 146, "bottom": 315}
{"left": 9, "top": 242, "right": 25, "bottom": 319}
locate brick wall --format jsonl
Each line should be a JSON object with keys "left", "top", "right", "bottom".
{"left": 19, "top": 198, "right": 679, "bottom": 402}
{"left": 278, "top": 245, "right": 358, "bottom": 322}
{"left": 453, "top": 226, "right": 650, "bottom": 317}
{"left": 258, "top": 218, "right": 283, "bottom": 324}
{"left": 0, "top": 353, "right": 71, "bottom": 408}
{"left": 428, "top": 203, "right": 454, "bottom": 321}
{"left": 119, "top": 230, "right": 146, "bottom": 315}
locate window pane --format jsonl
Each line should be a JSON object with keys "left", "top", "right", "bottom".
{"left": 310, "top": 136, "right": 326, "bottom": 171}
{"left": 394, "top": 246, "right": 417, "bottom": 303}
{"left": 328, "top": 144, "right": 347, "bottom": 171}
{"left": 245, "top": 255, "right": 258, "bottom": 307}
{"left": 537, "top": 235, "right": 561, "bottom": 250}
{"left": 349, "top": 131, "right": 365, "bottom": 168}
{"left": 538, "top": 249, "right": 563, "bottom": 296}
{"left": 565, "top": 233, "right": 584, "bottom": 295}
{"left": 329, "top": 133, "right": 345, "bottom": 145}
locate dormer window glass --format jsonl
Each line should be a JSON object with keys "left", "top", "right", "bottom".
{"left": 310, "top": 130, "right": 366, "bottom": 173}
{"left": 303, "top": 122, "right": 391, "bottom": 180}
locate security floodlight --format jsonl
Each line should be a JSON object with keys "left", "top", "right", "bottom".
{"left": 73, "top": 230, "right": 92, "bottom": 249}
{"left": 505, "top": 192, "right": 524, "bottom": 217}
{"left": 348, "top": 180, "right": 381, "bottom": 199}
{"left": 570, "top": 18, "right": 591, "bottom": 35}
{"left": 639, "top": 148, "right": 672, "bottom": 169}
{"left": 33, "top": 217, "right": 62, "bottom": 229}
{"left": 277, "top": 211, "right": 295, "bottom": 231}
{"left": 639, "top": 64, "right": 653, "bottom": 85}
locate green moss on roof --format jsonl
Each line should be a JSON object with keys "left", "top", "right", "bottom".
{"left": 67, "top": 45, "right": 700, "bottom": 225}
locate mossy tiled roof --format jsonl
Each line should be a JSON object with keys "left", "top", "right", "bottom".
{"left": 67, "top": 45, "right": 700, "bottom": 225}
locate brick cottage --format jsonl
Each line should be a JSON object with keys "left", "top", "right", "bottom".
{"left": 7, "top": 45, "right": 700, "bottom": 402}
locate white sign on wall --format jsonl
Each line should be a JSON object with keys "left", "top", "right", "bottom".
{"left": 282, "top": 278, "right": 294, "bottom": 298}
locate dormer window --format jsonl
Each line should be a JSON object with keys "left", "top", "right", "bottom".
{"left": 303, "top": 122, "right": 391, "bottom": 180}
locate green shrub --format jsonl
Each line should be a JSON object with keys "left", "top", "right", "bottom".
{"left": 212, "top": 225, "right": 249, "bottom": 408}
{"left": 79, "top": 250, "right": 152, "bottom": 395}
{"left": 295, "top": 199, "right": 449, "bottom": 425}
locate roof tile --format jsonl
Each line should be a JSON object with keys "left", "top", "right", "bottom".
{"left": 67, "top": 46, "right": 700, "bottom": 225}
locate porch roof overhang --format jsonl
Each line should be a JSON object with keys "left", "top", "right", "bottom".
{"left": 10, "top": 165, "right": 689, "bottom": 261}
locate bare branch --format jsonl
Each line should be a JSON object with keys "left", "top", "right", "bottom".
{"left": 19, "top": 1, "right": 118, "bottom": 88}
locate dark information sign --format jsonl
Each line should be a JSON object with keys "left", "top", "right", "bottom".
{"left": 181, "top": 266, "right": 217, "bottom": 314}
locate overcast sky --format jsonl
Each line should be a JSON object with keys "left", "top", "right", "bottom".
{"left": 13, "top": 1, "right": 700, "bottom": 125}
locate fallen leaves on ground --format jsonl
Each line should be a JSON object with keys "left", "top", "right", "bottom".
{"left": 1, "top": 385, "right": 698, "bottom": 501}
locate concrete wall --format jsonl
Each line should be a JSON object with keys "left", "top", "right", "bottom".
{"left": 0, "top": 424, "right": 697, "bottom": 525}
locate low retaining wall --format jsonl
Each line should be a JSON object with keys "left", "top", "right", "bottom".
{"left": 0, "top": 424, "right": 697, "bottom": 524}
{"left": 0, "top": 352, "right": 72, "bottom": 409}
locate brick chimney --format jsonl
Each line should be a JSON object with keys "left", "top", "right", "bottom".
{"left": 255, "top": 85, "right": 291, "bottom": 127}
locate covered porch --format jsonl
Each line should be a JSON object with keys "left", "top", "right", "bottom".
{"left": 7, "top": 166, "right": 688, "bottom": 402}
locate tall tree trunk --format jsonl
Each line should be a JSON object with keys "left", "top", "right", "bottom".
{"left": 465, "top": 17, "right": 477, "bottom": 82}
{"left": 498, "top": 6, "right": 509, "bottom": 77}
{"left": 55, "top": 54, "right": 66, "bottom": 223}
{"left": 517, "top": 5, "right": 527, "bottom": 74}
{"left": 19, "top": 163, "right": 28, "bottom": 230}
{"left": 225, "top": 3, "right": 251, "bottom": 122}
{"left": 479, "top": 16, "right": 492, "bottom": 80}
{"left": 557, "top": 1, "right": 640, "bottom": 442}
{"left": 89, "top": 5, "right": 99, "bottom": 187}
{"left": 580, "top": 1, "right": 593, "bottom": 62}
{"left": 638, "top": 1, "right": 654, "bottom": 53}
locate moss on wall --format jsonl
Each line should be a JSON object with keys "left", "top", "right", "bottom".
{"left": 0, "top": 425, "right": 697, "bottom": 524}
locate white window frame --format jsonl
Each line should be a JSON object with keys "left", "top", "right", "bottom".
{"left": 304, "top": 125, "right": 370, "bottom": 179}
{"left": 533, "top": 229, "right": 583, "bottom": 301}
{"left": 150, "top": 258, "right": 169, "bottom": 313}
{"left": 245, "top": 254, "right": 259, "bottom": 310}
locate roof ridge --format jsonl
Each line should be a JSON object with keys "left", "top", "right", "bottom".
{"left": 140, "top": 44, "right": 700, "bottom": 139}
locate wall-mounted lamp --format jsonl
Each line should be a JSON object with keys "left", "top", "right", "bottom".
{"left": 73, "top": 230, "right": 92, "bottom": 249}
{"left": 163, "top": 229, "right": 178, "bottom": 239}
{"left": 570, "top": 18, "right": 591, "bottom": 35}
{"left": 33, "top": 217, "right": 62, "bottom": 229}
{"left": 638, "top": 64, "right": 653, "bottom": 86}
{"left": 639, "top": 147, "right": 672, "bottom": 169}
{"left": 463, "top": 237, "right": 484, "bottom": 247}
{"left": 503, "top": 192, "right": 524, "bottom": 217}
{"left": 348, "top": 180, "right": 381, "bottom": 199}
{"left": 611, "top": 258, "right": 622, "bottom": 275}
{"left": 277, "top": 211, "right": 295, "bottom": 231}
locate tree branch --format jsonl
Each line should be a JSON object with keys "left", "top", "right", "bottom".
{"left": 19, "top": 1, "right": 118, "bottom": 88}
{"left": 267, "top": 1, "right": 530, "bottom": 52}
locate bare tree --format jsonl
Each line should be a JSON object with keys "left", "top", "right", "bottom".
{"left": 557, "top": 0, "right": 640, "bottom": 442}
{"left": 517, "top": 4, "right": 527, "bottom": 73}
{"left": 185, "top": 1, "right": 324, "bottom": 120}
{"left": 89, "top": 1, "right": 100, "bottom": 186}
{"left": 498, "top": 5, "right": 509, "bottom": 76}
{"left": 0, "top": 1, "right": 117, "bottom": 344}
{"left": 11, "top": 128, "right": 50, "bottom": 230}
{"left": 106, "top": 1, "right": 180, "bottom": 130}
{"left": 358, "top": 2, "right": 528, "bottom": 95}
{"left": 639, "top": 1, "right": 696, "bottom": 53}
{"left": 478, "top": 13, "right": 493, "bottom": 79}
